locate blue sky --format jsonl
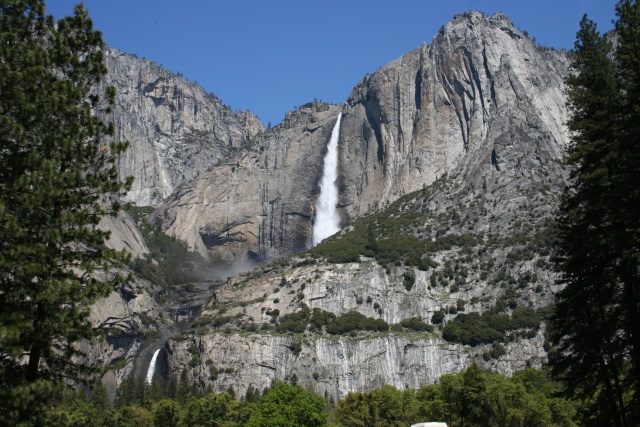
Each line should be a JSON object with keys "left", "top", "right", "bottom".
{"left": 47, "top": 1, "right": 618, "bottom": 127}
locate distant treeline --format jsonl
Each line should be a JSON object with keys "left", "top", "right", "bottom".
{"left": 43, "top": 365, "right": 578, "bottom": 426}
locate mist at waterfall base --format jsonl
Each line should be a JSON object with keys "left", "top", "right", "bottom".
{"left": 146, "top": 349, "right": 160, "bottom": 384}
{"left": 312, "top": 113, "right": 342, "bottom": 246}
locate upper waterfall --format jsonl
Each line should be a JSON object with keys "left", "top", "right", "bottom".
{"left": 312, "top": 113, "right": 342, "bottom": 245}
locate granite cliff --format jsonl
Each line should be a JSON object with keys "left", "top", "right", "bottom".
{"left": 157, "top": 103, "right": 343, "bottom": 262}
{"left": 97, "top": 48, "right": 263, "bottom": 206}
{"left": 338, "top": 11, "right": 568, "bottom": 219}
{"left": 156, "top": 11, "right": 569, "bottom": 265}
{"left": 136, "top": 11, "right": 572, "bottom": 401}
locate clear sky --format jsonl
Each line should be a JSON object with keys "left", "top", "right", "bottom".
{"left": 47, "top": 0, "right": 618, "bottom": 127}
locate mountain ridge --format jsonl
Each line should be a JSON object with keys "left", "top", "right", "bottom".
{"left": 154, "top": 11, "right": 569, "bottom": 265}
{"left": 92, "top": 10, "right": 573, "bottom": 400}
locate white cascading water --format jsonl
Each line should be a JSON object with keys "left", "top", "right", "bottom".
{"left": 145, "top": 349, "right": 160, "bottom": 384}
{"left": 312, "top": 113, "right": 342, "bottom": 246}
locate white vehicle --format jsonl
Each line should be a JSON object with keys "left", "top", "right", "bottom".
{"left": 411, "top": 423, "right": 448, "bottom": 427}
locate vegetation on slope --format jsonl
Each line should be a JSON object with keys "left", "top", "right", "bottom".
{"left": 128, "top": 206, "right": 209, "bottom": 289}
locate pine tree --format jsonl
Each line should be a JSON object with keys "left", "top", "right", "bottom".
{"left": 0, "top": 1, "right": 131, "bottom": 423}
{"left": 612, "top": 1, "right": 640, "bottom": 405}
{"left": 551, "top": 1, "right": 640, "bottom": 425}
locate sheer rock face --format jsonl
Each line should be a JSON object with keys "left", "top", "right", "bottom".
{"left": 98, "top": 48, "right": 263, "bottom": 206}
{"left": 87, "top": 274, "right": 172, "bottom": 400}
{"left": 338, "top": 11, "right": 569, "bottom": 221}
{"left": 100, "top": 212, "right": 149, "bottom": 258}
{"left": 165, "top": 261, "right": 551, "bottom": 401}
{"left": 157, "top": 104, "right": 343, "bottom": 262}
{"left": 157, "top": 12, "right": 569, "bottom": 263}
{"left": 169, "top": 334, "right": 472, "bottom": 401}
{"left": 167, "top": 333, "right": 545, "bottom": 402}
{"left": 154, "top": 11, "right": 571, "bottom": 401}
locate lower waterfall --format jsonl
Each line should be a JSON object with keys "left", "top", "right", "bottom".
{"left": 145, "top": 349, "right": 160, "bottom": 384}
{"left": 312, "top": 113, "right": 342, "bottom": 245}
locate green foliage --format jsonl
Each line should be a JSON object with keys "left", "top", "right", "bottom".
{"left": 130, "top": 215, "right": 207, "bottom": 289}
{"left": 245, "top": 382, "right": 326, "bottom": 427}
{"left": 43, "top": 367, "right": 580, "bottom": 427}
{"left": 273, "top": 306, "right": 388, "bottom": 336}
{"left": 0, "top": 2, "right": 133, "bottom": 423}
{"left": 550, "top": 2, "right": 640, "bottom": 424}
{"left": 442, "top": 307, "right": 542, "bottom": 346}
{"left": 403, "top": 269, "right": 416, "bottom": 291}
{"left": 309, "top": 196, "right": 440, "bottom": 270}
{"left": 336, "top": 366, "right": 576, "bottom": 427}
{"left": 152, "top": 399, "right": 181, "bottom": 427}
{"left": 399, "top": 317, "right": 434, "bottom": 332}
{"left": 288, "top": 339, "right": 302, "bottom": 356}
{"left": 275, "top": 305, "right": 311, "bottom": 333}
{"left": 309, "top": 308, "right": 336, "bottom": 332}
{"left": 325, "top": 311, "right": 389, "bottom": 335}
{"left": 431, "top": 310, "right": 446, "bottom": 324}
{"left": 489, "top": 342, "right": 507, "bottom": 359}
{"left": 179, "top": 392, "right": 240, "bottom": 427}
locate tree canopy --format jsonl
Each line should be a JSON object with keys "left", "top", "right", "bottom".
{"left": 551, "top": 1, "right": 640, "bottom": 425}
{"left": 245, "top": 382, "right": 326, "bottom": 427}
{"left": 0, "top": 0, "right": 131, "bottom": 424}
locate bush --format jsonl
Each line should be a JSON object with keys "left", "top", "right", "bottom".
{"left": 400, "top": 317, "right": 434, "bottom": 332}
{"left": 326, "top": 311, "right": 389, "bottom": 335}
{"left": 490, "top": 342, "right": 507, "bottom": 359}
{"left": 266, "top": 309, "right": 280, "bottom": 320}
{"left": 309, "top": 308, "right": 336, "bottom": 332}
{"left": 442, "top": 312, "right": 504, "bottom": 345}
{"left": 275, "top": 305, "right": 311, "bottom": 333}
{"left": 431, "top": 310, "right": 445, "bottom": 324}
{"left": 442, "top": 306, "right": 543, "bottom": 346}
{"left": 403, "top": 270, "right": 416, "bottom": 291}
{"left": 511, "top": 307, "right": 541, "bottom": 329}
{"left": 288, "top": 339, "right": 302, "bottom": 356}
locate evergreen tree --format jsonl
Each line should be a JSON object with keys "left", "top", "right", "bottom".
{"left": 245, "top": 382, "right": 326, "bottom": 427}
{"left": 177, "top": 368, "right": 192, "bottom": 403}
{"left": 151, "top": 399, "right": 181, "bottom": 427}
{"left": 0, "top": 1, "right": 131, "bottom": 423}
{"left": 612, "top": 0, "right": 640, "bottom": 407}
{"left": 551, "top": 1, "right": 640, "bottom": 424}
{"left": 114, "top": 373, "right": 137, "bottom": 409}
{"left": 244, "top": 384, "right": 261, "bottom": 403}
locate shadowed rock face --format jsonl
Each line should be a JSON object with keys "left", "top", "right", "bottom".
{"left": 155, "top": 12, "right": 569, "bottom": 264}
{"left": 97, "top": 48, "right": 263, "bottom": 206}
{"left": 157, "top": 103, "right": 343, "bottom": 262}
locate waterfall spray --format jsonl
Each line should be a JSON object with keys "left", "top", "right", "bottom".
{"left": 312, "top": 113, "right": 342, "bottom": 245}
{"left": 146, "top": 349, "right": 160, "bottom": 384}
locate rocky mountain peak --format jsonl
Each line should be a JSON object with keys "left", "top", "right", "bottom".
{"left": 338, "top": 9, "right": 568, "bottom": 223}
{"left": 98, "top": 48, "right": 264, "bottom": 206}
{"left": 91, "top": 10, "right": 579, "bottom": 402}
{"left": 153, "top": 9, "right": 570, "bottom": 265}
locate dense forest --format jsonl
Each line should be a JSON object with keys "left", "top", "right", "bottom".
{"left": 44, "top": 366, "right": 576, "bottom": 427}
{"left": 0, "top": 0, "right": 639, "bottom": 426}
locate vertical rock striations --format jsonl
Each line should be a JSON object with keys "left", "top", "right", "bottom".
{"left": 157, "top": 103, "right": 343, "bottom": 262}
{"left": 97, "top": 48, "right": 263, "bottom": 206}
{"left": 157, "top": 12, "right": 569, "bottom": 263}
{"left": 339, "top": 11, "right": 569, "bottom": 221}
